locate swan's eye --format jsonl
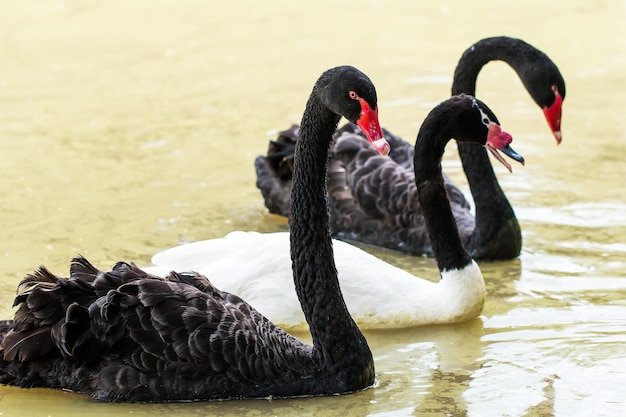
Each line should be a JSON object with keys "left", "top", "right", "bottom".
{"left": 349, "top": 91, "right": 359, "bottom": 100}
{"left": 551, "top": 85, "right": 559, "bottom": 93}
{"left": 482, "top": 118, "right": 489, "bottom": 125}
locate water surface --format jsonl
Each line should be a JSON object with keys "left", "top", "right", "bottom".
{"left": 1, "top": 1, "right": 625, "bottom": 416}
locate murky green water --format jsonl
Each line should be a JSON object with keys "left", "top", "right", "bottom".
{"left": 1, "top": 1, "right": 625, "bottom": 416}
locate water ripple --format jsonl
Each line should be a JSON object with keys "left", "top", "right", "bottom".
{"left": 516, "top": 202, "right": 626, "bottom": 227}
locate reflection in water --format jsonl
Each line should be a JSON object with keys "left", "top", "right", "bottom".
{"left": 469, "top": 304, "right": 626, "bottom": 416}
{"left": 466, "top": 249, "right": 626, "bottom": 417}
{"left": 1, "top": 0, "right": 625, "bottom": 416}
{"left": 367, "top": 318, "right": 485, "bottom": 416}
{"left": 516, "top": 202, "right": 626, "bottom": 228}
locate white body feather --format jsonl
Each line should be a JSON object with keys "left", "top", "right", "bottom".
{"left": 145, "top": 231, "right": 486, "bottom": 331}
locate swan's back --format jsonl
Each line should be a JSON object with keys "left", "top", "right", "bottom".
{"left": 0, "top": 256, "right": 327, "bottom": 401}
{"left": 255, "top": 125, "right": 473, "bottom": 256}
{"left": 147, "top": 231, "right": 484, "bottom": 330}
{"left": 147, "top": 232, "right": 308, "bottom": 329}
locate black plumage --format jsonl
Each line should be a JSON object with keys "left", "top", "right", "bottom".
{"left": 255, "top": 36, "right": 566, "bottom": 260}
{"left": 0, "top": 65, "right": 382, "bottom": 402}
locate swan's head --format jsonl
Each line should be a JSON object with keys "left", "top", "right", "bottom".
{"left": 463, "top": 95, "right": 525, "bottom": 173}
{"left": 522, "top": 60, "right": 565, "bottom": 144}
{"left": 318, "top": 66, "right": 390, "bottom": 156}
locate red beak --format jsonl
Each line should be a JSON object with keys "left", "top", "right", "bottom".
{"left": 543, "top": 87, "right": 563, "bottom": 144}
{"left": 355, "top": 98, "right": 390, "bottom": 157}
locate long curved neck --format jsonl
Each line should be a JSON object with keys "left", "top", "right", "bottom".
{"left": 452, "top": 37, "right": 522, "bottom": 258}
{"left": 413, "top": 107, "right": 473, "bottom": 272}
{"left": 452, "top": 37, "right": 535, "bottom": 97}
{"left": 289, "top": 94, "right": 372, "bottom": 375}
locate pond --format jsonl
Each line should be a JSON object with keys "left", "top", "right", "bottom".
{"left": 0, "top": 1, "right": 624, "bottom": 416}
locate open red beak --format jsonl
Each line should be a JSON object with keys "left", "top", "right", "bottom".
{"left": 485, "top": 122, "right": 524, "bottom": 173}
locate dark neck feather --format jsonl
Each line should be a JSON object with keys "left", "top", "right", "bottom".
{"left": 452, "top": 37, "right": 542, "bottom": 98}
{"left": 414, "top": 104, "right": 473, "bottom": 272}
{"left": 289, "top": 93, "right": 372, "bottom": 378}
{"left": 452, "top": 37, "right": 524, "bottom": 258}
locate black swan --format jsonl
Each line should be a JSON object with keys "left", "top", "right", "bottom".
{"left": 146, "top": 94, "right": 522, "bottom": 330}
{"left": 0, "top": 65, "right": 389, "bottom": 402}
{"left": 254, "top": 36, "right": 565, "bottom": 259}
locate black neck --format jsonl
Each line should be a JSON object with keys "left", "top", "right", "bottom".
{"left": 289, "top": 94, "right": 371, "bottom": 371}
{"left": 452, "top": 37, "right": 524, "bottom": 257}
{"left": 452, "top": 37, "right": 539, "bottom": 98}
{"left": 413, "top": 104, "right": 473, "bottom": 272}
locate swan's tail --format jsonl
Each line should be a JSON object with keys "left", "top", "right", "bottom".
{"left": 254, "top": 125, "right": 299, "bottom": 216}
